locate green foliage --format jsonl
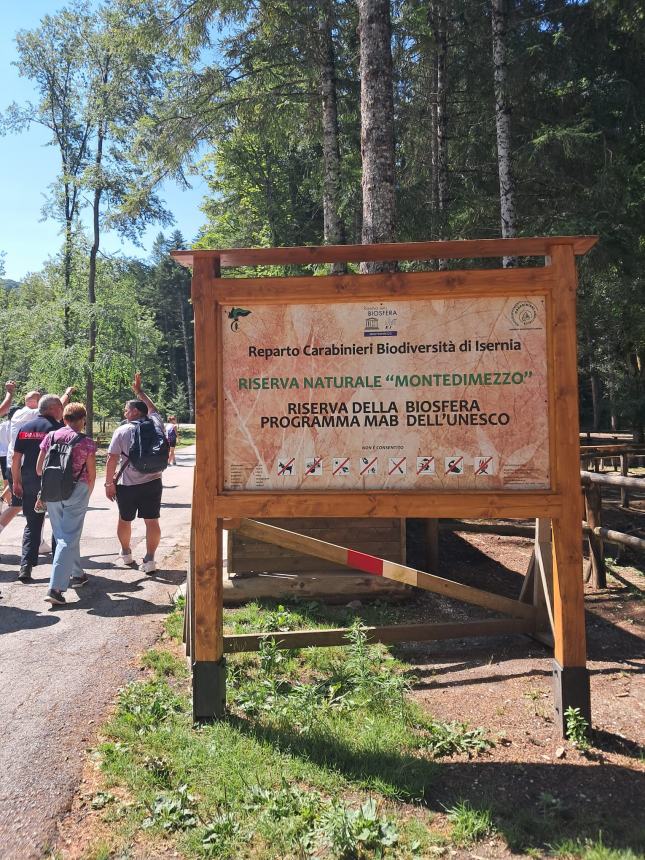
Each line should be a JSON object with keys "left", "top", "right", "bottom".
{"left": 565, "top": 706, "right": 591, "bottom": 751}
{"left": 116, "top": 679, "right": 185, "bottom": 734}
{"left": 446, "top": 800, "right": 495, "bottom": 847}
{"left": 143, "top": 783, "right": 198, "bottom": 831}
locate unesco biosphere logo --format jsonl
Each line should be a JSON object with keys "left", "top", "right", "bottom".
{"left": 511, "top": 300, "right": 538, "bottom": 327}
{"left": 228, "top": 307, "right": 252, "bottom": 331}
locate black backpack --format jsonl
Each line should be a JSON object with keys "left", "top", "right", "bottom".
{"left": 128, "top": 418, "right": 169, "bottom": 473}
{"left": 40, "top": 433, "right": 87, "bottom": 502}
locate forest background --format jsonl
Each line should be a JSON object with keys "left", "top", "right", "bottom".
{"left": 0, "top": 0, "right": 643, "bottom": 438}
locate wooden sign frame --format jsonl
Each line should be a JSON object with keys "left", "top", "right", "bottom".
{"left": 173, "top": 235, "right": 597, "bottom": 735}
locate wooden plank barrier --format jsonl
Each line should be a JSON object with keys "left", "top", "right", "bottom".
{"left": 224, "top": 618, "right": 535, "bottom": 653}
{"left": 230, "top": 518, "right": 537, "bottom": 621}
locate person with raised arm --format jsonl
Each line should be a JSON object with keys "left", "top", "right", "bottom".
{"left": 105, "top": 373, "right": 168, "bottom": 574}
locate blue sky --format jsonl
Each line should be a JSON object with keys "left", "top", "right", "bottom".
{"left": 0, "top": 1, "right": 209, "bottom": 281}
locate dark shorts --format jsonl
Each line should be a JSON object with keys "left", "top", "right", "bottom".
{"left": 116, "top": 478, "right": 163, "bottom": 521}
{"left": 0, "top": 456, "right": 6, "bottom": 480}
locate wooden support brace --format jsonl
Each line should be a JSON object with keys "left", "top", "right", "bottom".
{"left": 233, "top": 518, "right": 536, "bottom": 621}
{"left": 224, "top": 618, "right": 535, "bottom": 653}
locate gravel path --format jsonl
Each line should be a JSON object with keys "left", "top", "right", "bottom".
{"left": 0, "top": 448, "right": 194, "bottom": 860}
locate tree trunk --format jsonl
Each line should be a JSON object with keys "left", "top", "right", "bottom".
{"left": 63, "top": 190, "right": 73, "bottom": 348}
{"left": 590, "top": 370, "right": 601, "bottom": 432}
{"left": 430, "top": 0, "right": 448, "bottom": 269}
{"left": 86, "top": 58, "right": 110, "bottom": 438}
{"left": 358, "top": 0, "right": 396, "bottom": 274}
{"left": 178, "top": 288, "right": 195, "bottom": 422}
{"left": 319, "top": 0, "right": 346, "bottom": 274}
{"left": 491, "top": 0, "right": 516, "bottom": 267}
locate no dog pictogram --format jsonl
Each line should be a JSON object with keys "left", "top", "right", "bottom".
{"left": 277, "top": 457, "right": 295, "bottom": 476}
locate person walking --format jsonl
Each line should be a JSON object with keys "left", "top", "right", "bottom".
{"left": 36, "top": 402, "right": 97, "bottom": 606}
{"left": 164, "top": 415, "right": 178, "bottom": 465}
{"left": 105, "top": 373, "right": 167, "bottom": 574}
{"left": 0, "top": 385, "right": 74, "bottom": 540}
{"left": 11, "top": 394, "right": 66, "bottom": 581}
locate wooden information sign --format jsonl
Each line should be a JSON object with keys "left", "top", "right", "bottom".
{"left": 172, "top": 235, "right": 597, "bottom": 735}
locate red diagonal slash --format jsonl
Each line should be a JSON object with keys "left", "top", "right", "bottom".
{"left": 475, "top": 456, "right": 493, "bottom": 475}
{"left": 445, "top": 456, "right": 463, "bottom": 475}
{"left": 333, "top": 457, "right": 350, "bottom": 475}
{"left": 278, "top": 457, "right": 295, "bottom": 476}
{"left": 360, "top": 457, "right": 377, "bottom": 475}
{"left": 417, "top": 457, "right": 434, "bottom": 475}
{"left": 388, "top": 457, "right": 406, "bottom": 475}
{"left": 304, "top": 457, "right": 322, "bottom": 476}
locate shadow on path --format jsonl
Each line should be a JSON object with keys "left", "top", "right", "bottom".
{"left": 0, "top": 605, "right": 60, "bottom": 635}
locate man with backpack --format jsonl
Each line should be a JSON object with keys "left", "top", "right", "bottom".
{"left": 104, "top": 373, "right": 169, "bottom": 574}
{"left": 11, "top": 394, "right": 66, "bottom": 581}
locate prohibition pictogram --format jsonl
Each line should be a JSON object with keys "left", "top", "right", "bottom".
{"left": 304, "top": 457, "right": 322, "bottom": 476}
{"left": 360, "top": 456, "right": 378, "bottom": 476}
{"left": 474, "top": 456, "right": 495, "bottom": 476}
{"left": 388, "top": 457, "right": 406, "bottom": 475}
{"left": 416, "top": 456, "right": 435, "bottom": 476}
{"left": 445, "top": 456, "right": 464, "bottom": 475}
{"left": 333, "top": 457, "right": 351, "bottom": 476}
{"left": 277, "top": 457, "right": 295, "bottom": 476}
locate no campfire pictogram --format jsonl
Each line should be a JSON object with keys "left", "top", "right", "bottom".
{"left": 277, "top": 457, "right": 295, "bottom": 476}
{"left": 417, "top": 456, "right": 435, "bottom": 476}
{"left": 360, "top": 456, "right": 378, "bottom": 476}
{"left": 333, "top": 457, "right": 351, "bottom": 476}
{"left": 388, "top": 457, "right": 406, "bottom": 475}
{"left": 445, "top": 456, "right": 464, "bottom": 476}
{"left": 474, "top": 456, "right": 495, "bottom": 476}
{"left": 304, "top": 457, "right": 322, "bottom": 476}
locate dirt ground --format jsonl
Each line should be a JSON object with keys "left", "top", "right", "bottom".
{"left": 53, "top": 497, "right": 644, "bottom": 859}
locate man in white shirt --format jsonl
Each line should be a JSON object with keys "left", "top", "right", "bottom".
{"left": 105, "top": 373, "right": 166, "bottom": 575}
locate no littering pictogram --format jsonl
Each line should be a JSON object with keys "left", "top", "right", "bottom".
{"left": 445, "top": 456, "right": 464, "bottom": 476}
{"left": 360, "top": 456, "right": 378, "bottom": 476}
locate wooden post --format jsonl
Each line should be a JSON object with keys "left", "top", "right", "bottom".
{"left": 584, "top": 483, "right": 605, "bottom": 589}
{"left": 620, "top": 454, "right": 630, "bottom": 508}
{"left": 191, "top": 255, "right": 226, "bottom": 719}
{"left": 548, "top": 244, "right": 590, "bottom": 736}
{"left": 425, "top": 518, "right": 439, "bottom": 571}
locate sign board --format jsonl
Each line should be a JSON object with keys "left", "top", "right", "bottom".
{"left": 222, "top": 295, "right": 550, "bottom": 492}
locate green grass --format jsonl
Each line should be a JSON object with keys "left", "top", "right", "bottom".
{"left": 446, "top": 800, "right": 495, "bottom": 846}
{"left": 90, "top": 600, "right": 494, "bottom": 858}
{"left": 88, "top": 598, "right": 645, "bottom": 859}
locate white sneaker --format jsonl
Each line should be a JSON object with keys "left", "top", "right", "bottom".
{"left": 141, "top": 558, "right": 157, "bottom": 575}
{"left": 119, "top": 549, "right": 133, "bottom": 565}
{"left": 39, "top": 540, "right": 52, "bottom": 554}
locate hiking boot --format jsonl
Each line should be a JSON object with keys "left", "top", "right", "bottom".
{"left": 141, "top": 558, "right": 157, "bottom": 575}
{"left": 18, "top": 565, "right": 33, "bottom": 582}
{"left": 70, "top": 572, "right": 89, "bottom": 587}
{"left": 118, "top": 549, "right": 133, "bottom": 565}
{"left": 45, "top": 589, "right": 66, "bottom": 605}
